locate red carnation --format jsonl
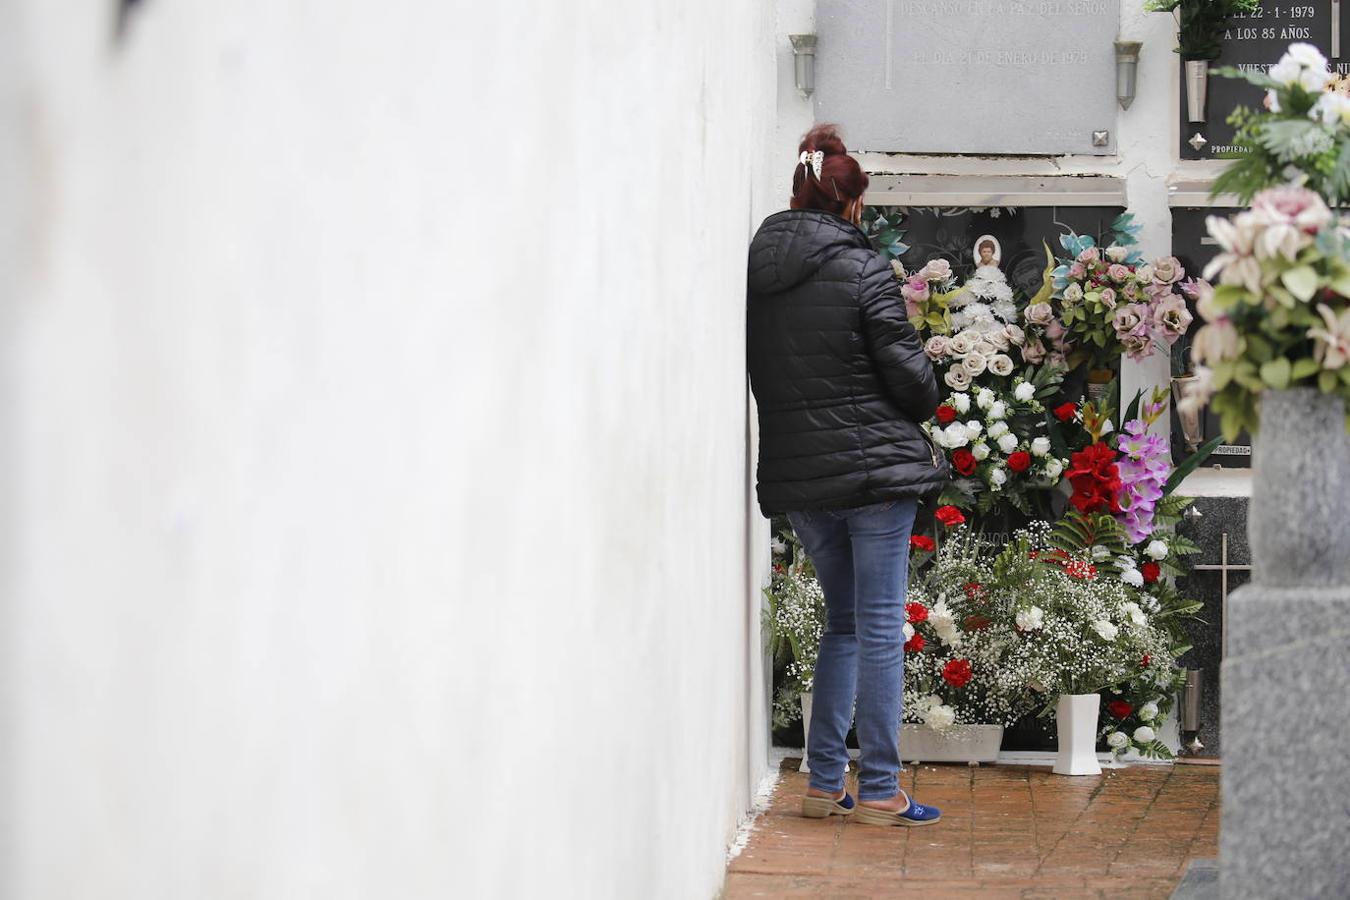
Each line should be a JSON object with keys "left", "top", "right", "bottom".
{"left": 904, "top": 633, "right": 926, "bottom": 653}
{"left": 952, "top": 448, "right": 978, "bottom": 476}
{"left": 910, "top": 534, "right": 936, "bottom": 553}
{"left": 1107, "top": 700, "right": 1134, "bottom": 720}
{"left": 935, "top": 404, "right": 958, "bottom": 425}
{"left": 906, "top": 602, "right": 929, "bottom": 624}
{"left": 1142, "top": 562, "right": 1161, "bottom": 584}
{"left": 1007, "top": 450, "right": 1032, "bottom": 473}
{"left": 964, "top": 581, "right": 985, "bottom": 599}
{"left": 1064, "top": 559, "right": 1098, "bottom": 581}
{"left": 935, "top": 505, "right": 966, "bottom": 528}
{"left": 942, "top": 658, "right": 974, "bottom": 688}
{"left": 1140, "top": 655, "right": 1152, "bottom": 668}
{"left": 1053, "top": 402, "right": 1079, "bottom": 422}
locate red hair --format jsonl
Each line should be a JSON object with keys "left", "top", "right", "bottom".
{"left": 790, "top": 124, "right": 868, "bottom": 217}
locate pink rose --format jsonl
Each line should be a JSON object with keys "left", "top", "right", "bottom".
{"left": 924, "top": 336, "right": 950, "bottom": 360}
{"left": 1025, "top": 302, "right": 1055, "bottom": 326}
{"left": 1251, "top": 184, "right": 1334, "bottom": 234}
{"left": 1098, "top": 287, "right": 1118, "bottom": 309}
{"left": 1107, "top": 263, "right": 1131, "bottom": 283}
{"left": 1021, "top": 338, "right": 1047, "bottom": 364}
{"left": 1077, "top": 247, "right": 1101, "bottom": 264}
{"left": 921, "top": 258, "right": 953, "bottom": 281}
{"left": 1152, "top": 256, "right": 1185, "bottom": 284}
{"left": 1113, "top": 304, "right": 1149, "bottom": 339}
{"left": 1191, "top": 320, "right": 1240, "bottom": 364}
{"left": 1153, "top": 294, "right": 1193, "bottom": 339}
{"left": 1069, "top": 262, "right": 1087, "bottom": 279}
{"left": 1045, "top": 318, "right": 1067, "bottom": 341}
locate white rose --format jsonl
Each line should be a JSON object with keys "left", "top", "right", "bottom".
{"left": 988, "top": 400, "right": 1007, "bottom": 420}
{"left": 1121, "top": 567, "right": 1144, "bottom": 588}
{"left": 945, "top": 367, "right": 973, "bottom": 391}
{"left": 1093, "top": 620, "right": 1119, "bottom": 641}
{"left": 976, "top": 388, "right": 996, "bottom": 410}
{"left": 987, "top": 421, "right": 1010, "bottom": 440}
{"left": 986, "top": 329, "right": 1010, "bottom": 351}
{"left": 971, "top": 442, "right": 991, "bottom": 461}
{"left": 961, "top": 353, "right": 988, "bottom": 377}
{"left": 1015, "top": 606, "right": 1044, "bottom": 631}
{"left": 1139, "top": 702, "right": 1159, "bottom": 722}
{"left": 1107, "top": 731, "right": 1130, "bottom": 749}
{"left": 1014, "top": 382, "right": 1037, "bottom": 402}
{"left": 1133, "top": 726, "right": 1156, "bottom": 743}
{"left": 1106, "top": 244, "right": 1130, "bottom": 263}
{"left": 975, "top": 340, "right": 999, "bottom": 358}
{"left": 1136, "top": 263, "right": 1156, "bottom": 283}
{"left": 1145, "top": 540, "right": 1169, "bottom": 561}
{"left": 990, "top": 466, "right": 1007, "bottom": 488}
{"left": 964, "top": 420, "right": 984, "bottom": 438}
{"left": 943, "top": 422, "right": 970, "bottom": 448}
{"left": 997, "top": 433, "right": 1019, "bottom": 454}
{"left": 989, "top": 354, "right": 1015, "bottom": 377}
{"left": 924, "top": 336, "right": 950, "bottom": 361}
{"left": 1063, "top": 283, "right": 1084, "bottom": 303}
{"left": 951, "top": 392, "right": 971, "bottom": 413}
{"left": 1004, "top": 324, "right": 1026, "bottom": 346}
{"left": 1030, "top": 436, "right": 1051, "bottom": 456}
{"left": 1044, "top": 459, "right": 1064, "bottom": 479}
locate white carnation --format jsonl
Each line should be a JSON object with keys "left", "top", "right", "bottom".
{"left": 1122, "top": 602, "right": 1147, "bottom": 627}
{"left": 971, "top": 442, "right": 991, "bottom": 461}
{"left": 1014, "top": 382, "right": 1036, "bottom": 402}
{"left": 951, "top": 392, "right": 971, "bottom": 413}
{"left": 997, "top": 433, "right": 1019, "bottom": 454}
{"left": 1093, "top": 620, "right": 1119, "bottom": 641}
{"left": 1139, "top": 702, "right": 1159, "bottom": 722}
{"left": 925, "top": 703, "right": 957, "bottom": 730}
{"left": 1133, "top": 725, "right": 1156, "bottom": 743}
{"left": 903, "top": 622, "right": 915, "bottom": 641}
{"left": 1107, "top": 731, "right": 1130, "bottom": 749}
{"left": 1030, "top": 436, "right": 1051, "bottom": 456}
{"left": 1145, "top": 540, "right": 1169, "bottom": 561}
{"left": 1120, "top": 567, "right": 1145, "bottom": 588}
{"left": 1015, "top": 606, "right": 1044, "bottom": 631}
{"left": 976, "top": 388, "right": 996, "bottom": 410}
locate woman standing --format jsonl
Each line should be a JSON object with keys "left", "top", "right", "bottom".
{"left": 747, "top": 125, "right": 948, "bottom": 827}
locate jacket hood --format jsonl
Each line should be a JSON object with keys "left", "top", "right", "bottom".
{"left": 748, "top": 210, "right": 873, "bottom": 296}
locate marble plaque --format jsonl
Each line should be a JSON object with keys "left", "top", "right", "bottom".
{"left": 815, "top": 0, "right": 1121, "bottom": 155}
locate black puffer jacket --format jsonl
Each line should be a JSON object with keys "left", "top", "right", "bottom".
{"left": 747, "top": 209, "right": 948, "bottom": 515}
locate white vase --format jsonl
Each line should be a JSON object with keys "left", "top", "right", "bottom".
{"left": 799, "top": 691, "right": 813, "bottom": 774}
{"left": 900, "top": 723, "right": 1003, "bottom": 764}
{"left": 1185, "top": 59, "right": 1209, "bottom": 123}
{"left": 1053, "top": 693, "right": 1102, "bottom": 776}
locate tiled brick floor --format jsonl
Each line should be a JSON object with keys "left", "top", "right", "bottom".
{"left": 724, "top": 758, "right": 1220, "bottom": 899}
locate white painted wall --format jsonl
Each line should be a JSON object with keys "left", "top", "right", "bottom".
{"left": 1, "top": 2, "right": 777, "bottom": 898}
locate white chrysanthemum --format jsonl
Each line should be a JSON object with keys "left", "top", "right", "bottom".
{"left": 1093, "top": 620, "right": 1119, "bottom": 641}
{"left": 993, "top": 299, "right": 1019, "bottom": 322}
{"left": 1271, "top": 43, "right": 1330, "bottom": 93}
{"left": 1014, "top": 382, "right": 1037, "bottom": 402}
{"left": 972, "top": 442, "right": 991, "bottom": 461}
{"left": 1015, "top": 606, "right": 1044, "bottom": 631}
{"left": 997, "top": 433, "right": 1019, "bottom": 454}
{"left": 1145, "top": 540, "right": 1169, "bottom": 561}
{"left": 987, "top": 421, "right": 1010, "bottom": 440}
{"left": 1139, "top": 702, "right": 1158, "bottom": 722}
{"left": 1107, "top": 731, "right": 1130, "bottom": 749}
{"left": 976, "top": 388, "right": 996, "bottom": 410}
{"left": 951, "top": 392, "right": 971, "bottom": 413}
{"left": 1030, "top": 436, "right": 1051, "bottom": 456}
{"left": 1133, "top": 725, "right": 1156, "bottom": 743}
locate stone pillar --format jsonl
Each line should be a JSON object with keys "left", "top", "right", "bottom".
{"left": 1220, "top": 389, "right": 1350, "bottom": 898}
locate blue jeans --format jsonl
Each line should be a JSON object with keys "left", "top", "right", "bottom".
{"left": 788, "top": 499, "right": 916, "bottom": 801}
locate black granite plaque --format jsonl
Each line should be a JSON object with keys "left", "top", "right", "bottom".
{"left": 1180, "top": 0, "right": 1336, "bottom": 160}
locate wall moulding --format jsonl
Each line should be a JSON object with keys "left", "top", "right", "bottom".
{"left": 865, "top": 174, "right": 1126, "bottom": 208}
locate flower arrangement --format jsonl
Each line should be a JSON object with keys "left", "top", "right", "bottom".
{"left": 763, "top": 536, "right": 825, "bottom": 727}
{"left": 925, "top": 378, "right": 1068, "bottom": 517}
{"left": 1182, "top": 184, "right": 1350, "bottom": 437}
{"left": 1045, "top": 222, "right": 1198, "bottom": 372}
{"left": 1213, "top": 44, "right": 1350, "bottom": 207}
{"left": 1144, "top": 0, "right": 1260, "bottom": 62}
{"left": 897, "top": 258, "right": 963, "bottom": 334}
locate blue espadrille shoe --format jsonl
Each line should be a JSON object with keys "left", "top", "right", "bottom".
{"left": 801, "top": 790, "right": 856, "bottom": 818}
{"left": 853, "top": 792, "right": 941, "bottom": 827}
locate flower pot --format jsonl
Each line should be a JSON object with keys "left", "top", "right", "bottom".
{"left": 799, "top": 691, "right": 813, "bottom": 773}
{"left": 1086, "top": 368, "right": 1115, "bottom": 407}
{"left": 1053, "top": 693, "right": 1102, "bottom": 776}
{"left": 901, "top": 723, "right": 1004, "bottom": 764}
{"left": 1248, "top": 389, "right": 1350, "bottom": 586}
{"left": 1185, "top": 60, "right": 1209, "bottom": 123}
